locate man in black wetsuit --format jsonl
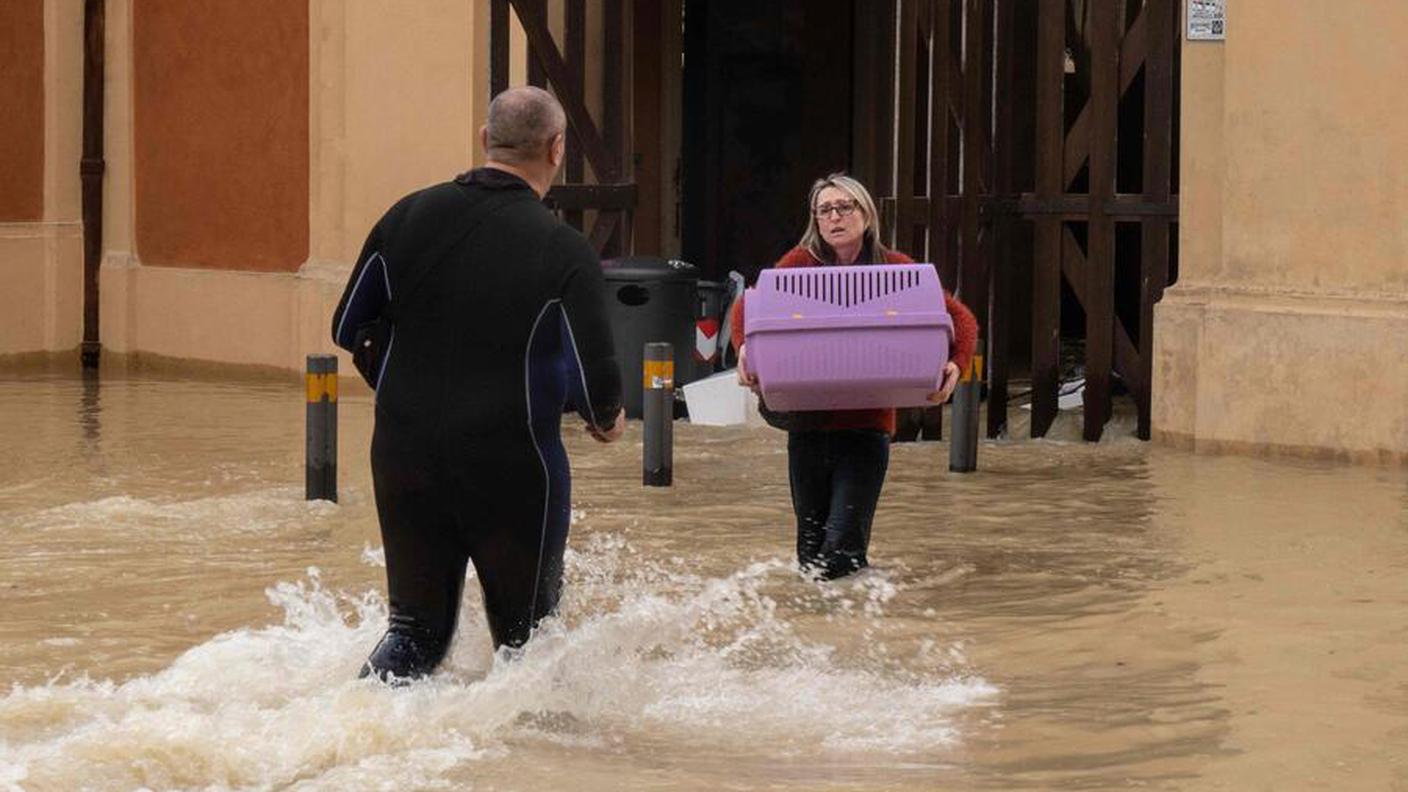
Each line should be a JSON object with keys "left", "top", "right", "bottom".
{"left": 332, "top": 86, "right": 625, "bottom": 681}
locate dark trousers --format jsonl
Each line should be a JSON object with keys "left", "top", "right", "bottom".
{"left": 363, "top": 418, "right": 571, "bottom": 681}
{"left": 787, "top": 429, "right": 890, "bottom": 579}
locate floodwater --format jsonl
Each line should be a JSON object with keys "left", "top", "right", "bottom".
{"left": 1, "top": 371, "right": 1406, "bottom": 791}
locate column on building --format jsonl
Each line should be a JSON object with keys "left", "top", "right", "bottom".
{"left": 1154, "top": 2, "right": 1408, "bottom": 461}
{"left": 0, "top": 0, "right": 83, "bottom": 358}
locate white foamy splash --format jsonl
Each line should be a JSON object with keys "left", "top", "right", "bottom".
{"left": 0, "top": 531, "right": 996, "bottom": 791}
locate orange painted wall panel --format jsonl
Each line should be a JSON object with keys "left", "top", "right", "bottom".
{"left": 0, "top": 0, "right": 45, "bottom": 221}
{"left": 134, "top": 0, "right": 308, "bottom": 272}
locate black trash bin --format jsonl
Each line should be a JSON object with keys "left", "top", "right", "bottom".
{"left": 600, "top": 257, "right": 699, "bottom": 419}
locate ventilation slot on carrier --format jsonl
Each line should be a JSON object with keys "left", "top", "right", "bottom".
{"left": 773, "top": 267, "right": 925, "bottom": 307}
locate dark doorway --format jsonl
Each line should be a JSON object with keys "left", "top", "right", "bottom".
{"left": 681, "top": 0, "right": 854, "bottom": 282}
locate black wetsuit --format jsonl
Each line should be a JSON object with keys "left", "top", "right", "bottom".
{"left": 332, "top": 168, "right": 622, "bottom": 680}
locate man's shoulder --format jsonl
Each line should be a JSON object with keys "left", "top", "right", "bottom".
{"left": 379, "top": 181, "right": 463, "bottom": 227}
{"left": 394, "top": 179, "right": 548, "bottom": 231}
{"left": 544, "top": 221, "right": 598, "bottom": 265}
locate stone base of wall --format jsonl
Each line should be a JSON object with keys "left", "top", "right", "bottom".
{"left": 0, "top": 222, "right": 83, "bottom": 355}
{"left": 1153, "top": 283, "right": 1408, "bottom": 464}
{"left": 99, "top": 255, "right": 356, "bottom": 377}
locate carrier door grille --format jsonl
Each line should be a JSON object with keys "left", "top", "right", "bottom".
{"left": 774, "top": 269, "right": 921, "bottom": 308}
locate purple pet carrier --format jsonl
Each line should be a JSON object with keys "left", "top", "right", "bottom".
{"left": 742, "top": 263, "right": 953, "bottom": 411}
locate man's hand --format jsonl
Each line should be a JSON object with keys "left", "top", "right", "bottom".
{"left": 587, "top": 407, "right": 627, "bottom": 443}
{"left": 926, "top": 361, "right": 962, "bottom": 404}
{"left": 736, "top": 344, "right": 760, "bottom": 393}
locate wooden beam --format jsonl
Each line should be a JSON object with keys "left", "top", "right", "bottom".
{"left": 920, "top": 0, "right": 947, "bottom": 445}
{"left": 490, "top": 0, "right": 509, "bottom": 96}
{"left": 989, "top": 193, "right": 1179, "bottom": 218}
{"left": 602, "top": 0, "right": 629, "bottom": 254}
{"left": 987, "top": 0, "right": 1016, "bottom": 439}
{"left": 881, "top": 196, "right": 965, "bottom": 223}
{"left": 563, "top": 0, "right": 585, "bottom": 230}
{"left": 1062, "top": 227, "right": 1139, "bottom": 388}
{"left": 630, "top": 0, "right": 663, "bottom": 253}
{"left": 1030, "top": 0, "right": 1064, "bottom": 437}
{"left": 959, "top": 0, "right": 989, "bottom": 325}
{"left": 543, "top": 184, "right": 639, "bottom": 211}
{"left": 587, "top": 211, "right": 622, "bottom": 253}
{"left": 893, "top": 0, "right": 920, "bottom": 250}
{"left": 526, "top": 10, "right": 546, "bottom": 89}
{"left": 602, "top": 0, "right": 624, "bottom": 181}
{"left": 510, "top": 0, "right": 620, "bottom": 182}
{"left": 1082, "top": 0, "right": 1119, "bottom": 441}
{"left": 1138, "top": 0, "right": 1176, "bottom": 440}
{"left": 908, "top": 0, "right": 932, "bottom": 256}
{"left": 1063, "top": 4, "right": 1148, "bottom": 188}
{"left": 944, "top": 48, "right": 993, "bottom": 193}
{"left": 928, "top": 0, "right": 954, "bottom": 286}
{"left": 852, "top": 0, "right": 896, "bottom": 192}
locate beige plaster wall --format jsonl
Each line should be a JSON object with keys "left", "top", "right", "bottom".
{"left": 311, "top": 0, "right": 478, "bottom": 266}
{"left": 97, "top": 0, "right": 135, "bottom": 356}
{"left": 97, "top": 1, "right": 533, "bottom": 376}
{"left": 1155, "top": 1, "right": 1408, "bottom": 462}
{"left": 10, "top": 1, "right": 540, "bottom": 371}
{"left": 26, "top": 0, "right": 547, "bottom": 378}
{"left": 0, "top": 0, "right": 83, "bottom": 357}
{"left": 1218, "top": 4, "right": 1408, "bottom": 296}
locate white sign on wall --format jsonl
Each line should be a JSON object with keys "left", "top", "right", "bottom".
{"left": 1187, "top": 0, "right": 1226, "bottom": 41}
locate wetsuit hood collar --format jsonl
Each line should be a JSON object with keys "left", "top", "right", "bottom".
{"left": 456, "top": 166, "right": 536, "bottom": 193}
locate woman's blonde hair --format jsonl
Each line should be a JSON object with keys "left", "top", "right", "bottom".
{"left": 797, "top": 173, "right": 890, "bottom": 264}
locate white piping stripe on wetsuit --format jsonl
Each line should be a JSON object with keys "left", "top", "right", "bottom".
{"left": 559, "top": 308, "right": 600, "bottom": 428}
{"left": 374, "top": 255, "right": 394, "bottom": 392}
{"left": 374, "top": 331, "right": 395, "bottom": 393}
{"left": 333, "top": 252, "right": 390, "bottom": 347}
{"left": 523, "top": 299, "right": 558, "bottom": 626}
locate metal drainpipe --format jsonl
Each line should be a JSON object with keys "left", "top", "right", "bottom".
{"left": 80, "top": 0, "right": 105, "bottom": 369}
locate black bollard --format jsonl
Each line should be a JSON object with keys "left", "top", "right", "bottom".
{"left": 642, "top": 342, "right": 674, "bottom": 486}
{"left": 306, "top": 354, "right": 338, "bottom": 501}
{"left": 949, "top": 339, "right": 983, "bottom": 473}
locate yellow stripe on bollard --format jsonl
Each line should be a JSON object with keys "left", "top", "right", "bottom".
{"left": 642, "top": 342, "right": 674, "bottom": 486}
{"left": 961, "top": 354, "right": 985, "bottom": 383}
{"left": 306, "top": 372, "right": 338, "bottom": 403}
{"left": 306, "top": 353, "right": 339, "bottom": 502}
{"left": 643, "top": 359, "right": 674, "bottom": 390}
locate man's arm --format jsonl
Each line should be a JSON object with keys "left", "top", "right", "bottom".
{"left": 555, "top": 229, "right": 624, "bottom": 433}
{"left": 331, "top": 225, "right": 391, "bottom": 351}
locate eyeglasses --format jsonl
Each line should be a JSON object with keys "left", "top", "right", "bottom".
{"left": 813, "top": 200, "right": 860, "bottom": 219}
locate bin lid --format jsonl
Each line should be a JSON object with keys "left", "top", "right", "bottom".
{"left": 601, "top": 256, "right": 699, "bottom": 283}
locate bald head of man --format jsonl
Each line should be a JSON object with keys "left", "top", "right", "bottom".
{"left": 480, "top": 87, "right": 567, "bottom": 196}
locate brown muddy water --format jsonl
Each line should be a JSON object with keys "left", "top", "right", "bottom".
{"left": 1, "top": 371, "right": 1406, "bottom": 791}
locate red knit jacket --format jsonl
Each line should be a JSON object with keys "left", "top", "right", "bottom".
{"left": 729, "top": 247, "right": 979, "bottom": 435}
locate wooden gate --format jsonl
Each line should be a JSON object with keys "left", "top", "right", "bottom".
{"left": 863, "top": 0, "right": 1180, "bottom": 441}
{"left": 489, "top": 0, "right": 635, "bottom": 258}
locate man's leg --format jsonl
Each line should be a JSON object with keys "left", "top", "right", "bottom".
{"left": 362, "top": 428, "right": 469, "bottom": 682}
{"left": 462, "top": 436, "right": 572, "bottom": 650}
